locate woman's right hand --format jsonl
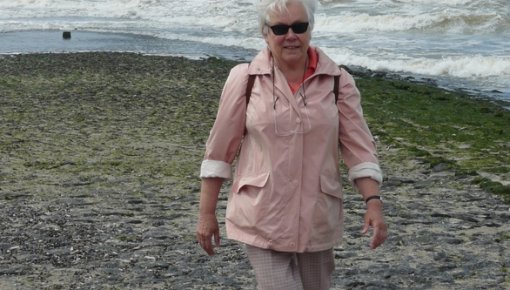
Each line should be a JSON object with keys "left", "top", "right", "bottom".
{"left": 196, "top": 213, "right": 221, "bottom": 256}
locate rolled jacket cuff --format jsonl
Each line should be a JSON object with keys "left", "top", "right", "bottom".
{"left": 348, "top": 162, "right": 383, "bottom": 184}
{"left": 200, "top": 159, "right": 232, "bottom": 179}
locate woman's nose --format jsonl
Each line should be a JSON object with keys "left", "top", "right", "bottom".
{"left": 284, "top": 29, "right": 298, "bottom": 39}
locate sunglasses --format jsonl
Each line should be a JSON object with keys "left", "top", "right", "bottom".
{"left": 268, "top": 22, "right": 309, "bottom": 36}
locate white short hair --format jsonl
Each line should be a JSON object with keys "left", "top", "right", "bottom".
{"left": 257, "top": 0, "right": 317, "bottom": 35}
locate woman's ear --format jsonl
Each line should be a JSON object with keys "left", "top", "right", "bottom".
{"left": 261, "top": 25, "right": 270, "bottom": 43}
{"left": 263, "top": 34, "right": 269, "bottom": 45}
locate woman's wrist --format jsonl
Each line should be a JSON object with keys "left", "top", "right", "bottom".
{"left": 364, "top": 195, "right": 382, "bottom": 205}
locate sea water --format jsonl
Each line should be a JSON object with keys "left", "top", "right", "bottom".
{"left": 0, "top": 0, "right": 509, "bottom": 103}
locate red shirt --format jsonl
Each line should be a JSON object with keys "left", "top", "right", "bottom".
{"left": 289, "top": 47, "right": 318, "bottom": 93}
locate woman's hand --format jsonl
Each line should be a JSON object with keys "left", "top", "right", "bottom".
{"left": 196, "top": 177, "right": 223, "bottom": 256}
{"left": 361, "top": 201, "right": 388, "bottom": 249}
{"left": 196, "top": 213, "right": 221, "bottom": 256}
{"left": 354, "top": 177, "right": 388, "bottom": 249}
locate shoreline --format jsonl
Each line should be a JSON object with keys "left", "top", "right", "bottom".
{"left": 0, "top": 30, "right": 258, "bottom": 61}
{"left": 1, "top": 52, "right": 509, "bottom": 289}
{"left": 1, "top": 29, "right": 509, "bottom": 109}
{"left": 345, "top": 64, "right": 510, "bottom": 111}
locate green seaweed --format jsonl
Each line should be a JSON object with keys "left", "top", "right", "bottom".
{"left": 1, "top": 52, "right": 508, "bottom": 203}
{"left": 358, "top": 77, "right": 510, "bottom": 202}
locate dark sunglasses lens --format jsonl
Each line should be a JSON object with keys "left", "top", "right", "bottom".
{"left": 291, "top": 22, "right": 309, "bottom": 34}
{"left": 270, "top": 22, "right": 309, "bottom": 35}
{"left": 271, "top": 24, "right": 289, "bottom": 35}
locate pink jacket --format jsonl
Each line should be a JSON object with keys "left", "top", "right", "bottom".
{"left": 200, "top": 47, "right": 382, "bottom": 252}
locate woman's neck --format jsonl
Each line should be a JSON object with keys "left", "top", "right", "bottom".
{"left": 275, "top": 56, "right": 308, "bottom": 84}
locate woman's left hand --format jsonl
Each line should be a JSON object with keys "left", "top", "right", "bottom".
{"left": 361, "top": 201, "right": 388, "bottom": 249}
{"left": 196, "top": 213, "right": 221, "bottom": 256}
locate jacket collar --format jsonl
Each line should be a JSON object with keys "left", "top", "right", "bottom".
{"left": 247, "top": 46, "right": 341, "bottom": 77}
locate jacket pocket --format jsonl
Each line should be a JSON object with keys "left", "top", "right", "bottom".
{"left": 320, "top": 171, "right": 343, "bottom": 199}
{"left": 232, "top": 172, "right": 270, "bottom": 194}
{"left": 312, "top": 171, "right": 344, "bottom": 245}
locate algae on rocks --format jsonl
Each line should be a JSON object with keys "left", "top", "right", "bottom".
{"left": 1, "top": 53, "right": 509, "bottom": 290}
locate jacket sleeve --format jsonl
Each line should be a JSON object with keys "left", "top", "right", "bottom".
{"left": 200, "top": 63, "right": 250, "bottom": 179}
{"left": 337, "top": 68, "right": 383, "bottom": 184}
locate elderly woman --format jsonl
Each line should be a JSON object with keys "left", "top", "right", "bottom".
{"left": 196, "top": 0, "right": 387, "bottom": 289}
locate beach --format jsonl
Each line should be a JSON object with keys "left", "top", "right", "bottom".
{"left": 0, "top": 52, "right": 509, "bottom": 289}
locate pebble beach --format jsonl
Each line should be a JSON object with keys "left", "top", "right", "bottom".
{"left": 0, "top": 52, "right": 509, "bottom": 290}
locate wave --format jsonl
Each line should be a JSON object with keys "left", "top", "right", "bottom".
{"left": 3, "top": 0, "right": 508, "bottom": 35}
{"left": 316, "top": 10, "right": 509, "bottom": 34}
{"left": 382, "top": 0, "right": 476, "bottom": 5}
{"left": 0, "top": 0, "right": 256, "bottom": 33}
{"left": 325, "top": 47, "right": 510, "bottom": 79}
{"left": 323, "top": 0, "right": 505, "bottom": 8}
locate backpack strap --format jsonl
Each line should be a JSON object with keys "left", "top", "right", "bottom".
{"left": 333, "top": 75, "right": 339, "bottom": 104}
{"left": 243, "top": 72, "right": 256, "bottom": 136}
{"left": 245, "top": 74, "right": 256, "bottom": 107}
{"left": 334, "top": 65, "right": 351, "bottom": 104}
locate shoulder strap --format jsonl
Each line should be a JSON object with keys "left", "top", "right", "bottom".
{"left": 333, "top": 75, "right": 339, "bottom": 104}
{"left": 243, "top": 71, "right": 256, "bottom": 136}
{"left": 245, "top": 74, "right": 256, "bottom": 107}
{"left": 334, "top": 64, "right": 351, "bottom": 103}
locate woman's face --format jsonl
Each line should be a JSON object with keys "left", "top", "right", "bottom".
{"left": 264, "top": 1, "right": 311, "bottom": 67}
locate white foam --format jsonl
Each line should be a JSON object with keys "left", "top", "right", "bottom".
{"left": 316, "top": 9, "right": 507, "bottom": 34}
{"left": 385, "top": 0, "right": 475, "bottom": 5}
{"left": 324, "top": 47, "right": 510, "bottom": 79}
